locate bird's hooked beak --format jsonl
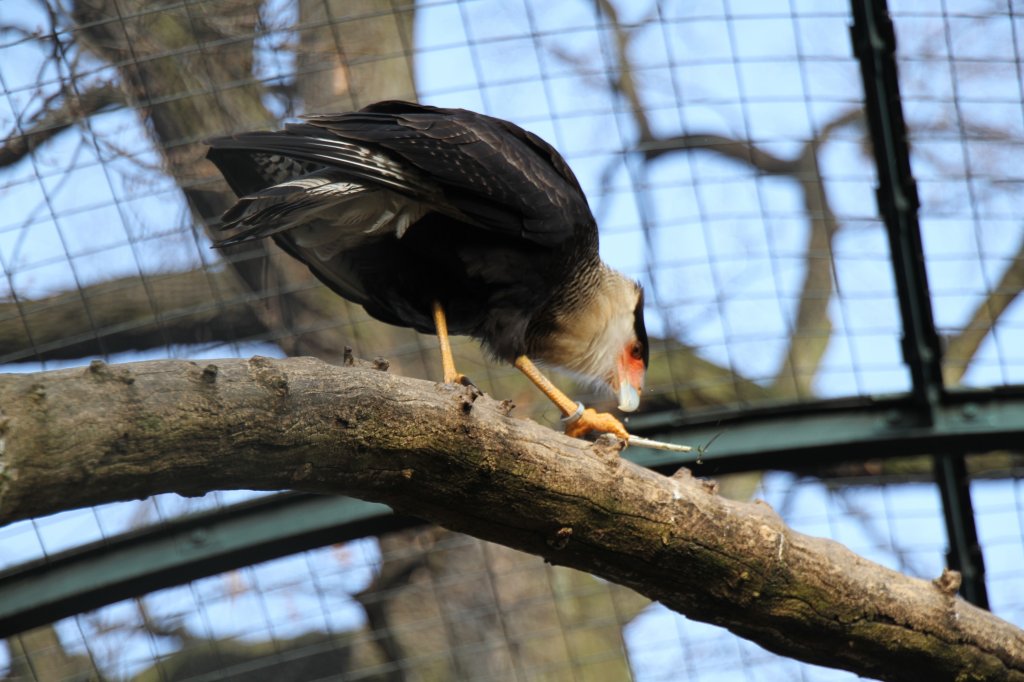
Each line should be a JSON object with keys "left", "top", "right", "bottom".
{"left": 614, "top": 341, "right": 646, "bottom": 412}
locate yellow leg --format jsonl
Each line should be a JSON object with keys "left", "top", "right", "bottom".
{"left": 513, "top": 355, "right": 629, "bottom": 440}
{"left": 432, "top": 301, "right": 464, "bottom": 384}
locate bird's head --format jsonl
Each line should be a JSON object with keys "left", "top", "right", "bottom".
{"left": 545, "top": 268, "right": 648, "bottom": 413}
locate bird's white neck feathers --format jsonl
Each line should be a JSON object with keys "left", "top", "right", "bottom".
{"left": 538, "top": 265, "right": 641, "bottom": 385}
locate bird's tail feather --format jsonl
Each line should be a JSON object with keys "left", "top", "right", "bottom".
{"left": 213, "top": 168, "right": 428, "bottom": 260}
{"left": 206, "top": 131, "right": 439, "bottom": 200}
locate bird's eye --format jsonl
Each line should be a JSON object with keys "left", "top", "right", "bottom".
{"left": 630, "top": 342, "right": 644, "bottom": 360}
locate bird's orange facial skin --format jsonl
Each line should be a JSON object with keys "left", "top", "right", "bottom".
{"left": 614, "top": 341, "right": 646, "bottom": 412}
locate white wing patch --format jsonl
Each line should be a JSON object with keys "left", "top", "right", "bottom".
{"left": 217, "top": 170, "right": 429, "bottom": 256}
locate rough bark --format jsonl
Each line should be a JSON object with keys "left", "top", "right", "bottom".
{"left": 0, "top": 356, "right": 1022, "bottom": 682}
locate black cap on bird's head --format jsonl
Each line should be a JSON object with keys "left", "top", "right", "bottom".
{"left": 614, "top": 283, "right": 648, "bottom": 412}
{"left": 633, "top": 286, "right": 649, "bottom": 367}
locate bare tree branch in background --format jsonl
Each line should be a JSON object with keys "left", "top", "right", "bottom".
{"left": 593, "top": 0, "right": 871, "bottom": 400}
{"left": 770, "top": 109, "right": 865, "bottom": 397}
{"left": 583, "top": 0, "right": 1024, "bottom": 499}
{"left": 0, "top": 269, "right": 263, "bottom": 363}
{"left": 943, "top": 234, "right": 1024, "bottom": 386}
{"left": 0, "top": 81, "right": 122, "bottom": 168}
{"left": 638, "top": 116, "right": 866, "bottom": 399}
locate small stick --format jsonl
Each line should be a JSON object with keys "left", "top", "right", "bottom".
{"left": 627, "top": 435, "right": 693, "bottom": 453}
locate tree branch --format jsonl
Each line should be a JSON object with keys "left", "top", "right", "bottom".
{"left": 0, "top": 268, "right": 265, "bottom": 363}
{"left": 1, "top": 356, "right": 1021, "bottom": 681}
{"left": 594, "top": 0, "right": 654, "bottom": 143}
{"left": 943, "top": 235, "right": 1024, "bottom": 386}
{"left": 0, "top": 82, "right": 123, "bottom": 168}
{"left": 769, "top": 109, "right": 865, "bottom": 397}
{"left": 639, "top": 133, "right": 795, "bottom": 172}
{"left": 590, "top": 0, "right": 865, "bottom": 400}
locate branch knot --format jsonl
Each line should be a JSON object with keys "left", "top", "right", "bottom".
{"left": 547, "top": 526, "right": 573, "bottom": 550}
{"left": 932, "top": 568, "right": 962, "bottom": 597}
{"left": 591, "top": 434, "right": 625, "bottom": 465}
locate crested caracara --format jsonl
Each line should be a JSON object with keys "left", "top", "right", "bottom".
{"left": 205, "top": 101, "right": 647, "bottom": 439}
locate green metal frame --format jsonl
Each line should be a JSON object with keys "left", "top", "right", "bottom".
{"left": 849, "top": 0, "right": 988, "bottom": 608}
{"left": 0, "top": 0, "right": 1018, "bottom": 639}
{"left": 0, "top": 495, "right": 421, "bottom": 638}
{"left": 629, "top": 391, "right": 1024, "bottom": 476}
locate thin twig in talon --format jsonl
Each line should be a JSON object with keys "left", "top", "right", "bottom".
{"left": 627, "top": 435, "right": 693, "bottom": 453}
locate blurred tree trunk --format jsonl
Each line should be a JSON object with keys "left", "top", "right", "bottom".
{"left": 297, "top": 0, "right": 417, "bottom": 111}
{"left": 72, "top": 0, "right": 361, "bottom": 364}
{"left": 5, "top": 627, "right": 95, "bottom": 682}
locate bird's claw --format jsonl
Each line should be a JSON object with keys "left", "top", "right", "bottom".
{"left": 564, "top": 408, "right": 630, "bottom": 441}
{"left": 444, "top": 372, "right": 475, "bottom": 388}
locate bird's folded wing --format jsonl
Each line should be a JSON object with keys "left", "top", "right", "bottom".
{"left": 300, "top": 102, "right": 591, "bottom": 247}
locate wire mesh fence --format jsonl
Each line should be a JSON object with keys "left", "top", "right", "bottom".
{"left": 1, "top": 0, "right": 1023, "bottom": 680}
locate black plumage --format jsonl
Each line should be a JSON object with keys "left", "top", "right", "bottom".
{"left": 206, "top": 101, "right": 648, "bottom": 425}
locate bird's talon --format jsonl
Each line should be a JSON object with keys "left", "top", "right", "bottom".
{"left": 443, "top": 372, "right": 473, "bottom": 387}
{"left": 564, "top": 408, "right": 630, "bottom": 441}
